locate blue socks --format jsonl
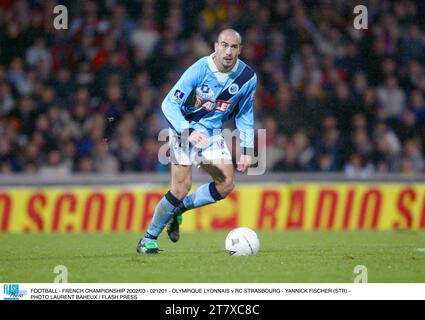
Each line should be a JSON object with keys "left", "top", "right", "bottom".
{"left": 144, "top": 183, "right": 223, "bottom": 241}
{"left": 174, "top": 182, "right": 223, "bottom": 215}
{"left": 144, "top": 191, "right": 181, "bottom": 241}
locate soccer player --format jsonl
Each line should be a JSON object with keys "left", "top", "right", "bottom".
{"left": 137, "top": 29, "right": 257, "bottom": 254}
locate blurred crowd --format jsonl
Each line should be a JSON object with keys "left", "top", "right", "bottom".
{"left": 1, "top": 0, "right": 425, "bottom": 176}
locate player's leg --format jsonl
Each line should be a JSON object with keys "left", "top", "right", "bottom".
{"left": 166, "top": 162, "right": 233, "bottom": 243}
{"left": 137, "top": 164, "right": 192, "bottom": 253}
{"left": 184, "top": 161, "right": 234, "bottom": 209}
{"left": 147, "top": 164, "right": 192, "bottom": 240}
{"left": 177, "top": 134, "right": 234, "bottom": 212}
{"left": 137, "top": 127, "right": 192, "bottom": 254}
{"left": 166, "top": 136, "right": 234, "bottom": 242}
{"left": 170, "top": 163, "right": 193, "bottom": 201}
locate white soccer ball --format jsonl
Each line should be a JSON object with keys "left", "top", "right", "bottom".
{"left": 225, "top": 227, "right": 260, "bottom": 256}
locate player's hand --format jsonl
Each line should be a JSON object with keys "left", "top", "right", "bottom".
{"left": 237, "top": 155, "right": 252, "bottom": 173}
{"left": 189, "top": 130, "right": 209, "bottom": 148}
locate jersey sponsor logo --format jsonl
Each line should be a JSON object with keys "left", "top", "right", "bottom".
{"left": 215, "top": 100, "right": 232, "bottom": 112}
{"left": 194, "top": 97, "right": 232, "bottom": 113}
{"left": 172, "top": 90, "right": 185, "bottom": 104}
{"left": 201, "top": 100, "right": 216, "bottom": 111}
{"left": 196, "top": 84, "right": 215, "bottom": 100}
{"left": 201, "top": 84, "right": 209, "bottom": 93}
{"left": 228, "top": 83, "right": 239, "bottom": 95}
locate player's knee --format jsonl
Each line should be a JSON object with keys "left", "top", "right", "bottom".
{"left": 171, "top": 181, "right": 191, "bottom": 200}
{"left": 217, "top": 178, "right": 234, "bottom": 198}
{"left": 171, "top": 188, "right": 189, "bottom": 200}
{"left": 183, "top": 181, "right": 192, "bottom": 195}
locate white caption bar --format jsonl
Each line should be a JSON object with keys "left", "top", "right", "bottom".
{"left": 1, "top": 283, "right": 425, "bottom": 300}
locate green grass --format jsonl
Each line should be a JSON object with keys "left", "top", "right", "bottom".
{"left": 1, "top": 231, "right": 425, "bottom": 283}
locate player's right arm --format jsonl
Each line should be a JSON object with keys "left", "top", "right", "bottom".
{"left": 161, "top": 59, "right": 204, "bottom": 135}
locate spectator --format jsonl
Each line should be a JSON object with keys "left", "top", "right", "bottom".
{"left": 376, "top": 76, "right": 406, "bottom": 119}
{"left": 410, "top": 90, "right": 425, "bottom": 124}
{"left": 344, "top": 153, "right": 375, "bottom": 178}
{"left": 0, "top": 0, "right": 424, "bottom": 176}
{"left": 39, "top": 149, "right": 70, "bottom": 177}
{"left": 261, "top": 115, "right": 284, "bottom": 171}
{"left": 272, "top": 142, "right": 302, "bottom": 172}
{"left": 113, "top": 133, "right": 140, "bottom": 172}
{"left": 130, "top": 18, "right": 160, "bottom": 57}
{"left": 76, "top": 155, "right": 95, "bottom": 173}
{"left": 25, "top": 38, "right": 52, "bottom": 70}
{"left": 403, "top": 139, "right": 425, "bottom": 173}
{"left": 92, "top": 140, "right": 119, "bottom": 174}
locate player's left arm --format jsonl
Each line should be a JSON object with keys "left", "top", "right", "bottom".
{"left": 235, "top": 74, "right": 257, "bottom": 173}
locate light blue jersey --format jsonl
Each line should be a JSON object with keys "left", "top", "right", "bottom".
{"left": 161, "top": 53, "right": 257, "bottom": 152}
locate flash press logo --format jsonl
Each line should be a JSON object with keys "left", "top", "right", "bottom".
{"left": 3, "top": 284, "right": 27, "bottom": 300}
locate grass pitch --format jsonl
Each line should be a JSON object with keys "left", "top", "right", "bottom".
{"left": 1, "top": 231, "right": 425, "bottom": 283}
